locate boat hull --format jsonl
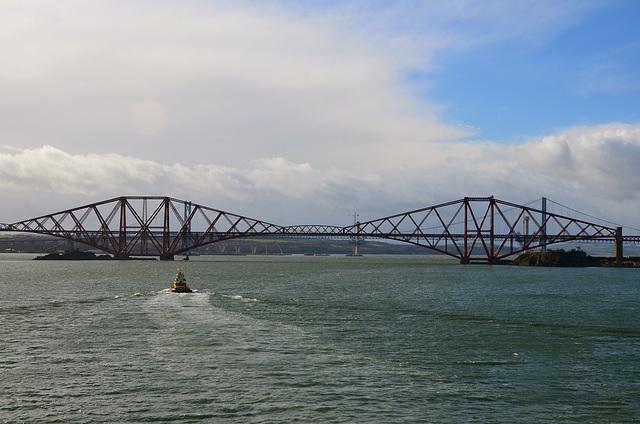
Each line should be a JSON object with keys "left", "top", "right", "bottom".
{"left": 171, "top": 287, "right": 193, "bottom": 293}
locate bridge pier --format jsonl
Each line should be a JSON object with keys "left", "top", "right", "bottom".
{"left": 460, "top": 258, "right": 499, "bottom": 265}
{"left": 615, "top": 227, "right": 623, "bottom": 259}
{"left": 160, "top": 254, "right": 175, "bottom": 261}
{"left": 114, "top": 254, "right": 130, "bottom": 260}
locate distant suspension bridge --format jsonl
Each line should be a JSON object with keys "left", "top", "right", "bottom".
{"left": 1, "top": 196, "right": 639, "bottom": 263}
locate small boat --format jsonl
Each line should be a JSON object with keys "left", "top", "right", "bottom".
{"left": 170, "top": 266, "right": 192, "bottom": 293}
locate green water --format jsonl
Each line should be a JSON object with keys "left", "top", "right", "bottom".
{"left": 1, "top": 254, "right": 639, "bottom": 423}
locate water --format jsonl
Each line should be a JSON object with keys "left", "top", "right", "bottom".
{"left": 1, "top": 254, "right": 639, "bottom": 423}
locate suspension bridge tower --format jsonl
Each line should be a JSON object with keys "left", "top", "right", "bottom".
{"left": 348, "top": 213, "right": 363, "bottom": 256}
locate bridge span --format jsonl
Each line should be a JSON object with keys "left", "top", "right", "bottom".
{"left": 1, "top": 196, "right": 637, "bottom": 263}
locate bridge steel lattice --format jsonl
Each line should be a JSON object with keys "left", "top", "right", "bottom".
{"left": 0, "top": 196, "right": 284, "bottom": 260}
{"left": 282, "top": 196, "right": 628, "bottom": 263}
{"left": 0, "top": 196, "right": 633, "bottom": 263}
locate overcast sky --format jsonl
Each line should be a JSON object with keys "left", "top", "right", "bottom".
{"left": 2, "top": 0, "right": 640, "bottom": 228}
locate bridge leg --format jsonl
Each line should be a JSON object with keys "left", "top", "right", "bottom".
{"left": 114, "top": 254, "right": 130, "bottom": 260}
{"left": 615, "top": 226, "right": 623, "bottom": 259}
{"left": 160, "top": 254, "right": 175, "bottom": 261}
{"left": 460, "top": 258, "right": 470, "bottom": 265}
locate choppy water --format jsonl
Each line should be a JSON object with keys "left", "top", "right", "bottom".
{"left": 1, "top": 254, "right": 639, "bottom": 423}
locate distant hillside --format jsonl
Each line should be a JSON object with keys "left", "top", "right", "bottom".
{"left": 1, "top": 233, "right": 636, "bottom": 256}
{"left": 205, "top": 239, "right": 443, "bottom": 255}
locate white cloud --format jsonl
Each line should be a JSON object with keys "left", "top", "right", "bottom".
{"left": 511, "top": 124, "right": 640, "bottom": 198}
{"left": 2, "top": 122, "right": 640, "bottom": 228}
{"left": 0, "top": 1, "right": 636, "bottom": 230}
{"left": 130, "top": 101, "right": 168, "bottom": 136}
{"left": 0, "top": 0, "right": 590, "bottom": 171}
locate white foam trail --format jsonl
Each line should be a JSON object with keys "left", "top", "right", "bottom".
{"left": 218, "top": 293, "right": 259, "bottom": 302}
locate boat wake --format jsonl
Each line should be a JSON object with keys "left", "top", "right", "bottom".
{"left": 215, "top": 293, "right": 259, "bottom": 302}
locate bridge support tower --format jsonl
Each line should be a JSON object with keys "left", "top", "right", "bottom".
{"left": 540, "top": 197, "right": 547, "bottom": 251}
{"left": 615, "top": 227, "right": 623, "bottom": 259}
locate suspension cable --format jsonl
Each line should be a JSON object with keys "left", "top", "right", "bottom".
{"left": 546, "top": 198, "right": 640, "bottom": 232}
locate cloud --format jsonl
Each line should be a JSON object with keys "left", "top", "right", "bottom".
{"left": 1, "top": 1, "right": 636, "bottom": 230}
{"left": 3, "top": 122, "right": 640, "bottom": 227}
{"left": 0, "top": 145, "right": 158, "bottom": 194}
{"left": 0, "top": 0, "right": 595, "bottom": 172}
{"left": 577, "top": 40, "right": 640, "bottom": 95}
{"left": 511, "top": 124, "right": 640, "bottom": 198}
{"left": 0, "top": 144, "right": 384, "bottom": 222}
{"left": 331, "top": 0, "right": 601, "bottom": 60}
{"left": 130, "top": 101, "right": 168, "bottom": 136}
{"left": 1, "top": 0, "right": 463, "bottom": 169}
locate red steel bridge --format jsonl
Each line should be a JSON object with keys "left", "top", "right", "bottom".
{"left": 1, "top": 196, "right": 638, "bottom": 263}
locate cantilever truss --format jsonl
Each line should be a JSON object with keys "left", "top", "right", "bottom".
{"left": 2, "top": 196, "right": 283, "bottom": 259}
{"left": 336, "top": 197, "right": 619, "bottom": 263}
{"left": 0, "top": 195, "right": 624, "bottom": 262}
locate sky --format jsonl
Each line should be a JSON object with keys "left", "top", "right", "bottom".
{"left": 2, "top": 0, "right": 640, "bottom": 229}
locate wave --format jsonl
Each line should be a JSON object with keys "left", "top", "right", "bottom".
{"left": 215, "top": 293, "right": 259, "bottom": 302}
